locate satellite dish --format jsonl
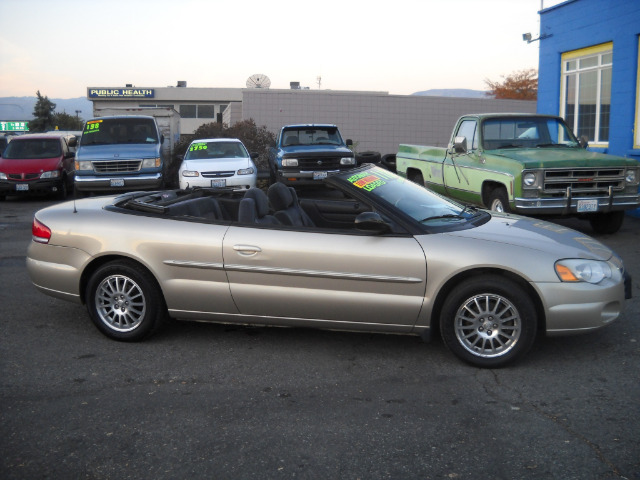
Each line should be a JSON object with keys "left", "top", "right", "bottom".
{"left": 246, "top": 74, "right": 271, "bottom": 89}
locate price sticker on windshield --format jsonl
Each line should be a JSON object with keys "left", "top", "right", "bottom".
{"left": 189, "top": 143, "right": 208, "bottom": 151}
{"left": 84, "top": 120, "right": 102, "bottom": 134}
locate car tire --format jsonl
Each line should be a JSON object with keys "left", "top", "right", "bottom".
{"left": 85, "top": 260, "right": 168, "bottom": 341}
{"left": 355, "top": 151, "right": 381, "bottom": 166}
{"left": 380, "top": 154, "right": 396, "bottom": 172}
{"left": 408, "top": 171, "right": 425, "bottom": 187}
{"left": 57, "top": 177, "right": 68, "bottom": 200}
{"left": 487, "top": 187, "right": 511, "bottom": 213}
{"left": 440, "top": 275, "right": 537, "bottom": 368}
{"left": 589, "top": 211, "right": 625, "bottom": 234}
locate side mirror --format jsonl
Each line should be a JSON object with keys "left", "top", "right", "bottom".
{"left": 452, "top": 136, "right": 468, "bottom": 154}
{"left": 355, "top": 211, "right": 390, "bottom": 234}
{"left": 346, "top": 139, "right": 353, "bottom": 147}
{"left": 250, "top": 152, "right": 259, "bottom": 159}
{"left": 161, "top": 134, "right": 165, "bottom": 144}
{"left": 579, "top": 135, "right": 589, "bottom": 149}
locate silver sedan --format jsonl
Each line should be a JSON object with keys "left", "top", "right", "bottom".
{"left": 26, "top": 165, "right": 631, "bottom": 367}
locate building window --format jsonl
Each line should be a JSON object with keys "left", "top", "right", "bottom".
{"left": 560, "top": 42, "right": 612, "bottom": 146}
{"left": 179, "top": 104, "right": 217, "bottom": 119}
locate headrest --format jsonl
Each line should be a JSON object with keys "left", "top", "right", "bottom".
{"left": 267, "top": 182, "right": 294, "bottom": 210}
{"left": 243, "top": 188, "right": 270, "bottom": 217}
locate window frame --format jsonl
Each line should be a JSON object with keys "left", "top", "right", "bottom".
{"left": 559, "top": 42, "right": 613, "bottom": 148}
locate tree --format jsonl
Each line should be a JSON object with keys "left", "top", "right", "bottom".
{"left": 30, "top": 91, "right": 57, "bottom": 132}
{"left": 485, "top": 69, "right": 538, "bottom": 100}
{"left": 51, "top": 112, "right": 84, "bottom": 131}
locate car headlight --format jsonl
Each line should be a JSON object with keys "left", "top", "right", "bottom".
{"left": 282, "top": 159, "right": 298, "bottom": 167}
{"left": 523, "top": 172, "right": 538, "bottom": 187}
{"left": 0, "top": 172, "right": 7, "bottom": 180}
{"left": 340, "top": 157, "right": 356, "bottom": 166}
{"left": 237, "top": 167, "right": 255, "bottom": 175}
{"left": 40, "top": 170, "right": 60, "bottom": 179}
{"left": 142, "top": 157, "right": 161, "bottom": 168}
{"left": 625, "top": 168, "right": 637, "bottom": 184}
{"left": 182, "top": 170, "right": 200, "bottom": 177}
{"left": 555, "top": 259, "right": 612, "bottom": 284}
{"left": 75, "top": 161, "right": 93, "bottom": 171}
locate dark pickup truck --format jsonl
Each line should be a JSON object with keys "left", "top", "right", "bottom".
{"left": 268, "top": 124, "right": 355, "bottom": 186}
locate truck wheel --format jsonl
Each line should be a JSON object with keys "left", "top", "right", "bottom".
{"left": 408, "top": 171, "right": 425, "bottom": 187}
{"left": 589, "top": 211, "right": 625, "bottom": 234}
{"left": 440, "top": 275, "right": 537, "bottom": 368}
{"left": 487, "top": 188, "right": 511, "bottom": 213}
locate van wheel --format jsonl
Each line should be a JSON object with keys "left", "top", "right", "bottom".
{"left": 487, "top": 188, "right": 510, "bottom": 213}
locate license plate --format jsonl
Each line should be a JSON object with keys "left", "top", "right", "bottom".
{"left": 313, "top": 171, "right": 328, "bottom": 180}
{"left": 577, "top": 199, "right": 598, "bottom": 212}
{"left": 211, "top": 179, "right": 226, "bottom": 188}
{"left": 110, "top": 179, "right": 125, "bottom": 187}
{"left": 16, "top": 184, "right": 29, "bottom": 191}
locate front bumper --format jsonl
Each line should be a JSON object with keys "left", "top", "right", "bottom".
{"left": 276, "top": 169, "right": 341, "bottom": 186}
{"left": 74, "top": 172, "right": 163, "bottom": 192}
{"left": 515, "top": 192, "right": 640, "bottom": 215}
{"left": 0, "top": 178, "right": 64, "bottom": 196}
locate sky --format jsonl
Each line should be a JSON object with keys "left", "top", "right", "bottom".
{"left": 0, "top": 0, "right": 563, "bottom": 99}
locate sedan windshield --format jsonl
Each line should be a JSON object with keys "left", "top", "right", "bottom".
{"left": 482, "top": 117, "right": 580, "bottom": 150}
{"left": 81, "top": 118, "right": 159, "bottom": 146}
{"left": 185, "top": 141, "right": 249, "bottom": 160}
{"left": 340, "top": 166, "right": 478, "bottom": 226}
{"left": 2, "top": 138, "right": 61, "bottom": 159}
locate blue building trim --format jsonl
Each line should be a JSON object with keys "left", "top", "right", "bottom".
{"left": 536, "top": 0, "right": 640, "bottom": 216}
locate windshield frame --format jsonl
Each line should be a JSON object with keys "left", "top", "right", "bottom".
{"left": 329, "top": 165, "right": 489, "bottom": 234}
{"left": 480, "top": 116, "right": 580, "bottom": 150}
{"left": 81, "top": 117, "right": 159, "bottom": 147}
{"left": 281, "top": 127, "right": 344, "bottom": 146}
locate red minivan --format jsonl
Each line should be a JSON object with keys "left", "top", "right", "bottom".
{"left": 0, "top": 133, "right": 77, "bottom": 200}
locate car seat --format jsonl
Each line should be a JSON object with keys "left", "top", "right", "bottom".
{"left": 237, "top": 187, "right": 280, "bottom": 225}
{"left": 267, "top": 183, "right": 314, "bottom": 227}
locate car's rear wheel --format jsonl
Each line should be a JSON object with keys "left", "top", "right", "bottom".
{"left": 86, "top": 260, "right": 167, "bottom": 341}
{"left": 440, "top": 275, "right": 537, "bottom": 368}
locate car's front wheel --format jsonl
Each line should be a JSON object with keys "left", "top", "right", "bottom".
{"left": 487, "top": 187, "right": 511, "bottom": 213}
{"left": 440, "top": 275, "right": 537, "bottom": 368}
{"left": 85, "top": 260, "right": 167, "bottom": 341}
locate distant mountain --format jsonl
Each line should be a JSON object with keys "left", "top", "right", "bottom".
{"left": 412, "top": 89, "right": 489, "bottom": 98}
{"left": 0, "top": 96, "right": 93, "bottom": 121}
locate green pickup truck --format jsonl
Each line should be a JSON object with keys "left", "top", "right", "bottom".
{"left": 396, "top": 113, "right": 639, "bottom": 233}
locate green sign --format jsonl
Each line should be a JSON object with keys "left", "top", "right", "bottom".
{"left": 0, "top": 121, "right": 29, "bottom": 132}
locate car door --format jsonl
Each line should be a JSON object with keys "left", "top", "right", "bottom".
{"left": 443, "top": 119, "right": 484, "bottom": 205}
{"left": 222, "top": 226, "right": 427, "bottom": 332}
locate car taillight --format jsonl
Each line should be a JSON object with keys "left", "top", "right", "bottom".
{"left": 32, "top": 218, "right": 51, "bottom": 244}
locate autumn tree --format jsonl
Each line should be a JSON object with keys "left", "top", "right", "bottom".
{"left": 30, "top": 91, "right": 56, "bottom": 132}
{"left": 485, "top": 69, "right": 538, "bottom": 100}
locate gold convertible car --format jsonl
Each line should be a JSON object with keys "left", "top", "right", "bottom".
{"left": 26, "top": 164, "right": 631, "bottom": 367}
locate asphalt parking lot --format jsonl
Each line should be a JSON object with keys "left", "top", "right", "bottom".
{"left": 1, "top": 195, "right": 639, "bottom": 479}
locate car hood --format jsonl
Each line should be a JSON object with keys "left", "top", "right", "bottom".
{"left": 181, "top": 157, "right": 253, "bottom": 171}
{"left": 76, "top": 143, "right": 160, "bottom": 160}
{"left": 0, "top": 156, "right": 61, "bottom": 174}
{"left": 446, "top": 212, "right": 613, "bottom": 261}
{"left": 280, "top": 144, "right": 353, "bottom": 156}
{"left": 485, "top": 147, "right": 636, "bottom": 168}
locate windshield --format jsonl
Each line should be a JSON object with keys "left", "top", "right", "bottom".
{"left": 81, "top": 118, "right": 159, "bottom": 146}
{"left": 184, "top": 141, "right": 249, "bottom": 160}
{"left": 342, "top": 166, "right": 478, "bottom": 226}
{"left": 2, "top": 138, "right": 61, "bottom": 159}
{"left": 482, "top": 117, "right": 579, "bottom": 150}
{"left": 282, "top": 127, "right": 342, "bottom": 146}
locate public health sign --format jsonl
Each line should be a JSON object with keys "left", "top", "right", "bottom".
{"left": 87, "top": 88, "right": 155, "bottom": 99}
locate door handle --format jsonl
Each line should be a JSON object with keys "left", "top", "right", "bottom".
{"left": 233, "top": 244, "right": 262, "bottom": 256}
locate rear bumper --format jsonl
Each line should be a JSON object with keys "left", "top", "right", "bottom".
{"left": 75, "top": 172, "right": 163, "bottom": 192}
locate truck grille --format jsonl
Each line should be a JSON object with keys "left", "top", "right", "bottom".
{"left": 92, "top": 160, "right": 142, "bottom": 173}
{"left": 297, "top": 156, "right": 343, "bottom": 170}
{"left": 201, "top": 171, "right": 235, "bottom": 178}
{"left": 543, "top": 168, "right": 626, "bottom": 196}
